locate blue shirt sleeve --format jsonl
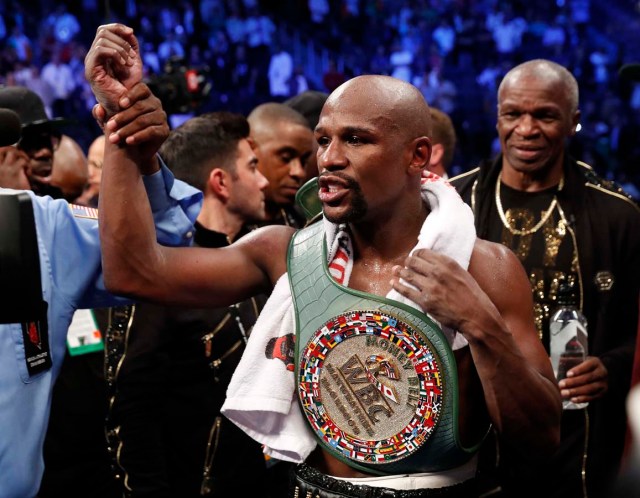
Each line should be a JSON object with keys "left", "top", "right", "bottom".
{"left": 30, "top": 161, "right": 203, "bottom": 310}
{"left": 143, "top": 159, "right": 203, "bottom": 247}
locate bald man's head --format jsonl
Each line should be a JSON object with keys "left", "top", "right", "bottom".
{"left": 499, "top": 59, "right": 579, "bottom": 114}
{"left": 496, "top": 59, "right": 581, "bottom": 182}
{"left": 315, "top": 75, "right": 433, "bottom": 224}
{"left": 247, "top": 102, "right": 314, "bottom": 210}
{"left": 248, "top": 103, "right": 310, "bottom": 138}
{"left": 51, "top": 135, "right": 88, "bottom": 202}
{"left": 324, "top": 75, "right": 432, "bottom": 142}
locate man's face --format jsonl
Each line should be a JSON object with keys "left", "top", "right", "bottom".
{"left": 17, "top": 127, "right": 59, "bottom": 195}
{"left": 227, "top": 138, "right": 269, "bottom": 222}
{"left": 314, "top": 96, "right": 409, "bottom": 224}
{"left": 497, "top": 75, "right": 579, "bottom": 178}
{"left": 253, "top": 122, "right": 314, "bottom": 207}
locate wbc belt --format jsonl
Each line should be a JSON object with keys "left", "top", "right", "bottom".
{"left": 288, "top": 222, "right": 477, "bottom": 475}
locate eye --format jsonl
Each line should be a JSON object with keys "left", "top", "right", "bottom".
{"left": 347, "top": 135, "right": 363, "bottom": 145}
{"left": 316, "top": 136, "right": 329, "bottom": 147}
{"left": 534, "top": 112, "right": 558, "bottom": 122}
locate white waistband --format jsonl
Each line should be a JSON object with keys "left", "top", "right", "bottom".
{"left": 331, "top": 454, "right": 478, "bottom": 490}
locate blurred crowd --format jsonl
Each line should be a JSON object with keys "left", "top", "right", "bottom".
{"left": 0, "top": 0, "right": 638, "bottom": 196}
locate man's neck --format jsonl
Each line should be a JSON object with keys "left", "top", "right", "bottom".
{"left": 500, "top": 158, "right": 564, "bottom": 192}
{"left": 197, "top": 197, "right": 243, "bottom": 242}
{"left": 265, "top": 201, "right": 301, "bottom": 227}
{"left": 349, "top": 199, "right": 429, "bottom": 264}
{"left": 265, "top": 201, "right": 286, "bottom": 220}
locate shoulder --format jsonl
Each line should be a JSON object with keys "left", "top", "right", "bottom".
{"left": 67, "top": 203, "right": 99, "bottom": 220}
{"left": 448, "top": 167, "right": 480, "bottom": 199}
{"left": 449, "top": 167, "right": 480, "bottom": 187}
{"left": 469, "top": 238, "right": 530, "bottom": 305}
{"left": 238, "top": 223, "right": 295, "bottom": 250}
{"left": 575, "top": 161, "right": 640, "bottom": 216}
{"left": 470, "top": 238, "right": 522, "bottom": 275}
{"left": 236, "top": 224, "right": 296, "bottom": 276}
{"left": 25, "top": 193, "right": 95, "bottom": 232}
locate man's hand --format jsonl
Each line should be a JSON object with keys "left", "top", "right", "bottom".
{"left": 558, "top": 356, "right": 608, "bottom": 404}
{"left": 85, "top": 23, "right": 142, "bottom": 118}
{"left": 0, "top": 146, "right": 31, "bottom": 190}
{"left": 390, "top": 248, "right": 492, "bottom": 332}
{"left": 95, "top": 82, "right": 169, "bottom": 170}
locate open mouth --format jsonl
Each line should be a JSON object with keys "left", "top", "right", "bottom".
{"left": 318, "top": 177, "right": 350, "bottom": 204}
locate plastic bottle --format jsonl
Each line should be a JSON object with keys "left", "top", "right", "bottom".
{"left": 549, "top": 276, "right": 588, "bottom": 410}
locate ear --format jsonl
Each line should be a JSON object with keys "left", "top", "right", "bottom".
{"left": 429, "top": 143, "right": 444, "bottom": 167}
{"left": 208, "top": 168, "right": 230, "bottom": 201}
{"left": 408, "top": 136, "right": 432, "bottom": 176}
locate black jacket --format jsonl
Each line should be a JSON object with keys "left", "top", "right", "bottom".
{"left": 451, "top": 156, "right": 640, "bottom": 498}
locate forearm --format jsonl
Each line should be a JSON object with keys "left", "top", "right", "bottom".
{"left": 463, "top": 313, "right": 561, "bottom": 458}
{"left": 99, "top": 139, "right": 160, "bottom": 297}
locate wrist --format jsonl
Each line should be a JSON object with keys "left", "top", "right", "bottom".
{"left": 140, "top": 155, "right": 160, "bottom": 176}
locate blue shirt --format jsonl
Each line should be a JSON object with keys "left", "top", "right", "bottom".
{"left": 0, "top": 164, "right": 202, "bottom": 498}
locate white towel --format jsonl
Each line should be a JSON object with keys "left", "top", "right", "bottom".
{"left": 221, "top": 172, "right": 476, "bottom": 463}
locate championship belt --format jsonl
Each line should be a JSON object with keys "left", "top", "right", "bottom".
{"left": 288, "top": 222, "right": 477, "bottom": 475}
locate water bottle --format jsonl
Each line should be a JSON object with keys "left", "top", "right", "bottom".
{"left": 549, "top": 276, "right": 588, "bottom": 410}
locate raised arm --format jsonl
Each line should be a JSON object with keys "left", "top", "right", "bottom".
{"left": 391, "top": 241, "right": 562, "bottom": 458}
{"left": 85, "top": 24, "right": 291, "bottom": 308}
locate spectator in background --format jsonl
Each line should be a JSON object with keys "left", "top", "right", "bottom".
{"left": 542, "top": 15, "right": 567, "bottom": 58}
{"left": 389, "top": 38, "right": 414, "bottom": 82}
{"left": 432, "top": 17, "right": 456, "bottom": 59}
{"left": 308, "top": 0, "right": 330, "bottom": 24}
{"left": 369, "top": 44, "right": 391, "bottom": 75}
{"left": 284, "top": 89, "right": 329, "bottom": 183}
{"left": 50, "top": 134, "right": 88, "bottom": 202}
{"left": 247, "top": 102, "right": 314, "bottom": 228}
{"left": 41, "top": 48, "right": 76, "bottom": 118}
{"left": 74, "top": 134, "right": 104, "bottom": 207}
{"left": 15, "top": 64, "right": 56, "bottom": 117}
{"left": 225, "top": 2, "right": 248, "bottom": 46}
{"left": 200, "top": 0, "right": 226, "bottom": 32}
{"left": 51, "top": 4, "right": 80, "bottom": 45}
{"left": 488, "top": 4, "right": 527, "bottom": 64}
{"left": 322, "top": 59, "right": 346, "bottom": 93}
{"left": 427, "top": 107, "right": 457, "bottom": 179}
{"left": 6, "top": 24, "right": 33, "bottom": 63}
{"left": 451, "top": 58, "right": 640, "bottom": 498}
{"left": 245, "top": 6, "right": 276, "bottom": 79}
{"left": 157, "top": 31, "right": 185, "bottom": 67}
{"left": 268, "top": 42, "right": 294, "bottom": 100}
{"left": 0, "top": 86, "right": 67, "bottom": 198}
{"left": 288, "top": 65, "right": 310, "bottom": 97}
{"left": 414, "top": 66, "right": 458, "bottom": 116}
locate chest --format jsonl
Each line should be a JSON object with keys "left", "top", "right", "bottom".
{"left": 348, "top": 259, "right": 399, "bottom": 297}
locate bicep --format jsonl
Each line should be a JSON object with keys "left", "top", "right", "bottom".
{"left": 474, "top": 244, "right": 555, "bottom": 381}
{"left": 137, "top": 227, "right": 290, "bottom": 308}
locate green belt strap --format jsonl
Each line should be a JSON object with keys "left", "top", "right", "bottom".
{"left": 287, "top": 221, "right": 480, "bottom": 474}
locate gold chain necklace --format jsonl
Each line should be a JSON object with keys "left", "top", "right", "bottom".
{"left": 495, "top": 172, "right": 564, "bottom": 236}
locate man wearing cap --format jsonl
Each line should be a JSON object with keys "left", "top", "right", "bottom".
{"left": 0, "top": 86, "right": 69, "bottom": 197}
{"left": 0, "top": 79, "right": 202, "bottom": 497}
